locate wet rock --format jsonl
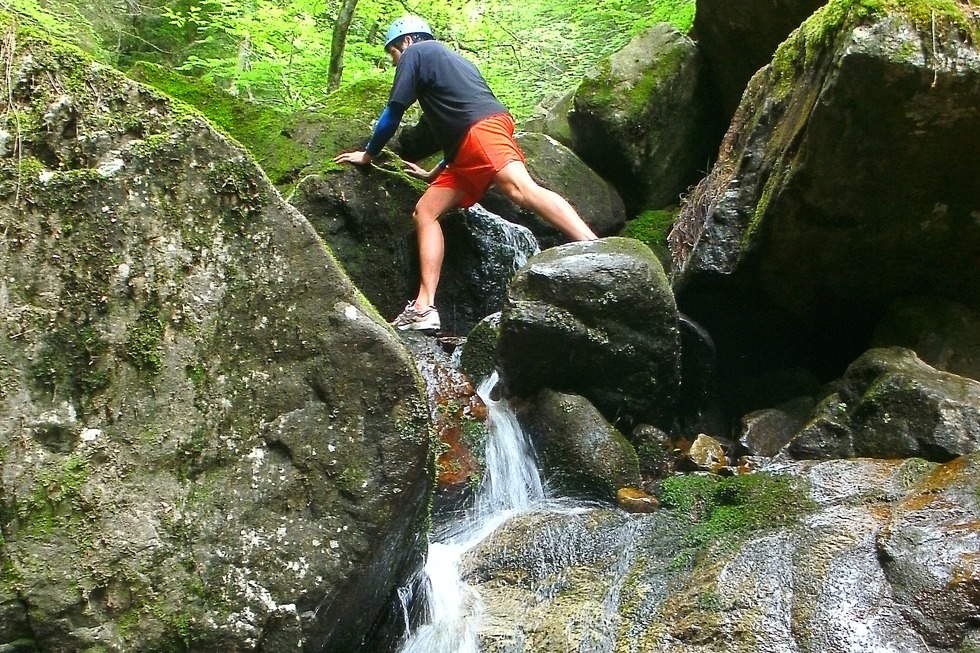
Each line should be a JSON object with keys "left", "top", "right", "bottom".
{"left": 878, "top": 456, "right": 980, "bottom": 648}
{"left": 398, "top": 331, "right": 489, "bottom": 512}
{"left": 464, "top": 455, "right": 980, "bottom": 653}
{"left": 632, "top": 423, "right": 678, "bottom": 480}
{"left": 514, "top": 389, "right": 640, "bottom": 502}
{"left": 459, "top": 312, "right": 502, "bottom": 385}
{"left": 738, "top": 396, "right": 815, "bottom": 457}
{"left": 844, "top": 348, "right": 980, "bottom": 461}
{"left": 498, "top": 237, "right": 680, "bottom": 432}
{"left": 438, "top": 205, "right": 540, "bottom": 334}
{"left": 684, "top": 433, "right": 729, "bottom": 473}
{"left": 786, "top": 392, "right": 855, "bottom": 460}
{"left": 617, "top": 487, "right": 660, "bottom": 513}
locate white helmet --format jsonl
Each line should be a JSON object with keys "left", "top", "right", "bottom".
{"left": 384, "top": 15, "right": 433, "bottom": 50}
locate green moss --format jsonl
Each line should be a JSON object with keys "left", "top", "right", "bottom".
{"left": 770, "top": 0, "right": 978, "bottom": 101}
{"left": 898, "top": 457, "right": 939, "bottom": 489}
{"left": 660, "top": 472, "right": 815, "bottom": 550}
{"left": 185, "top": 362, "right": 206, "bottom": 389}
{"left": 17, "top": 453, "right": 90, "bottom": 537}
{"left": 621, "top": 208, "right": 678, "bottom": 266}
{"left": 460, "top": 317, "right": 501, "bottom": 383}
{"left": 124, "top": 303, "right": 166, "bottom": 374}
{"left": 128, "top": 62, "right": 388, "bottom": 191}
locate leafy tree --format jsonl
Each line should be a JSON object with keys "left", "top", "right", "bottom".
{"left": 328, "top": 0, "right": 359, "bottom": 91}
{"left": 2, "top": 0, "right": 695, "bottom": 117}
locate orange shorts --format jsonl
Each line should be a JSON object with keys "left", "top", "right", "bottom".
{"left": 430, "top": 112, "right": 526, "bottom": 208}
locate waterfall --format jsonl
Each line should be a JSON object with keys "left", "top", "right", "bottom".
{"left": 397, "top": 371, "right": 546, "bottom": 653}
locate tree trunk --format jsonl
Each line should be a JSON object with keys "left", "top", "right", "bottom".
{"left": 327, "top": 0, "right": 359, "bottom": 92}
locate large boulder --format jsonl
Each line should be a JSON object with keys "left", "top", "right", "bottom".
{"left": 289, "top": 172, "right": 539, "bottom": 335}
{"left": 0, "top": 23, "right": 431, "bottom": 652}
{"left": 479, "top": 132, "right": 626, "bottom": 248}
{"left": 497, "top": 237, "right": 680, "bottom": 432}
{"left": 673, "top": 3, "right": 980, "bottom": 390}
{"left": 692, "top": 0, "right": 829, "bottom": 123}
{"left": 567, "top": 23, "right": 717, "bottom": 214}
{"left": 787, "top": 347, "right": 980, "bottom": 461}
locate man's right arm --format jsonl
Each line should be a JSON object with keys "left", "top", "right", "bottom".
{"left": 365, "top": 102, "right": 406, "bottom": 156}
{"left": 334, "top": 101, "right": 407, "bottom": 166}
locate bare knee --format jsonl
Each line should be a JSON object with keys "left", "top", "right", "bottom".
{"left": 498, "top": 178, "right": 538, "bottom": 209}
{"left": 413, "top": 203, "right": 440, "bottom": 227}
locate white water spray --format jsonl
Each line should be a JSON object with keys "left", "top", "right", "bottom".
{"left": 397, "top": 372, "right": 546, "bottom": 653}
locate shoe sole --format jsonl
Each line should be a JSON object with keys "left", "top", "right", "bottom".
{"left": 397, "top": 322, "right": 440, "bottom": 332}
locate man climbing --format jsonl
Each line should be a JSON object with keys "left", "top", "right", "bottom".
{"left": 335, "top": 15, "right": 598, "bottom": 332}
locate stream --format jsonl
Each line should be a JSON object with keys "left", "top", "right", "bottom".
{"left": 396, "top": 372, "right": 549, "bottom": 653}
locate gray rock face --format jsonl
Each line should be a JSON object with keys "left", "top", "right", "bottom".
{"left": 0, "top": 31, "right": 431, "bottom": 652}
{"left": 497, "top": 237, "right": 680, "bottom": 432}
{"left": 693, "top": 0, "right": 828, "bottom": 121}
{"left": 479, "top": 132, "right": 626, "bottom": 248}
{"left": 674, "top": 6, "right": 980, "bottom": 385}
{"left": 878, "top": 456, "right": 980, "bottom": 647}
{"left": 568, "top": 23, "right": 716, "bottom": 213}
{"left": 460, "top": 455, "right": 980, "bottom": 653}
{"left": 514, "top": 390, "right": 641, "bottom": 501}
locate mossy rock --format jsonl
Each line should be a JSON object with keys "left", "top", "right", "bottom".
{"left": 128, "top": 62, "right": 388, "bottom": 192}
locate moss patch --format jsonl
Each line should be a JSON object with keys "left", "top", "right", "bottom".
{"left": 770, "top": 0, "right": 978, "bottom": 101}
{"left": 128, "top": 62, "right": 389, "bottom": 192}
{"left": 124, "top": 303, "right": 166, "bottom": 374}
{"left": 660, "top": 472, "right": 815, "bottom": 552}
{"left": 621, "top": 207, "right": 678, "bottom": 267}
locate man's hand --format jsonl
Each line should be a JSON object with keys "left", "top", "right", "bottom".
{"left": 334, "top": 150, "right": 373, "bottom": 166}
{"left": 403, "top": 160, "right": 443, "bottom": 183}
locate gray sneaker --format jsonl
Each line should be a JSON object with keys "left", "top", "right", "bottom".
{"left": 390, "top": 302, "right": 441, "bottom": 331}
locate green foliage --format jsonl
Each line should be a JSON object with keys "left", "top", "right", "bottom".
{"left": 4, "top": 0, "right": 696, "bottom": 120}
{"left": 660, "top": 472, "right": 815, "bottom": 550}
{"left": 458, "top": 0, "right": 696, "bottom": 119}
{"left": 0, "top": 0, "right": 104, "bottom": 56}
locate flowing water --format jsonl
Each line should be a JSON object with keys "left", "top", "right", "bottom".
{"left": 396, "top": 372, "right": 547, "bottom": 653}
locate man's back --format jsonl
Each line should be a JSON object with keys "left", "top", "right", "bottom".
{"left": 389, "top": 40, "right": 507, "bottom": 161}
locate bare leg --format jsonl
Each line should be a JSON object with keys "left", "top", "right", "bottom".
{"left": 493, "top": 160, "right": 598, "bottom": 241}
{"left": 412, "top": 185, "right": 465, "bottom": 312}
